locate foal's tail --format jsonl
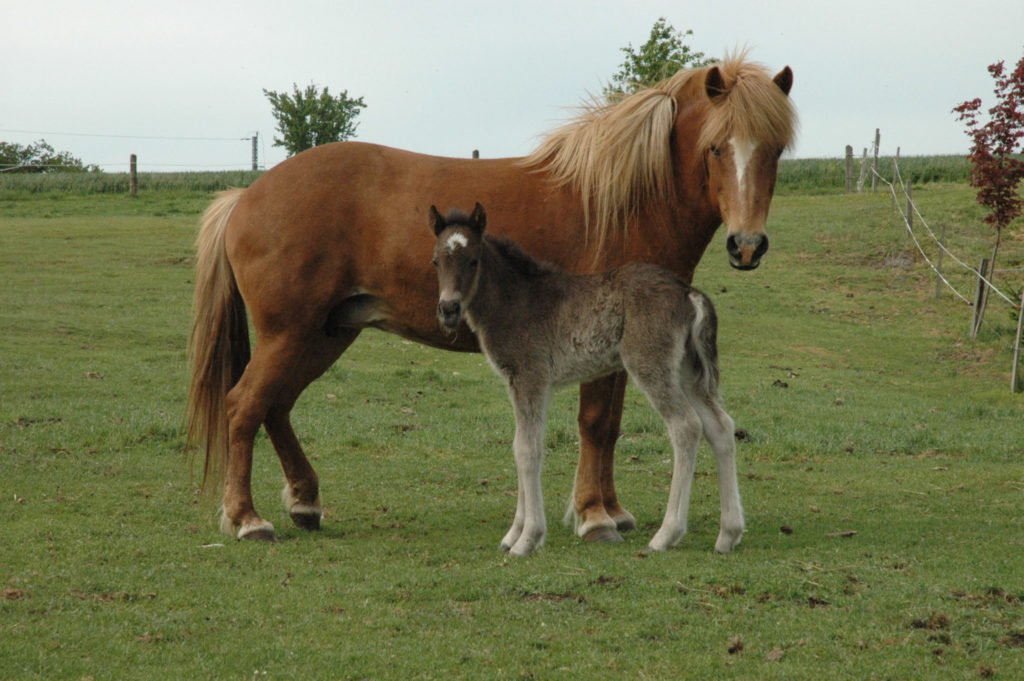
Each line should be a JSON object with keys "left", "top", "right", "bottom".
{"left": 186, "top": 188, "right": 250, "bottom": 494}
{"left": 686, "top": 290, "right": 721, "bottom": 400}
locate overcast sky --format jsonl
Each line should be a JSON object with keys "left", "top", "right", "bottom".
{"left": 2, "top": 0, "right": 1022, "bottom": 172}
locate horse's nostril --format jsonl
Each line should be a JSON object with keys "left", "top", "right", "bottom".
{"left": 725, "top": 235, "right": 740, "bottom": 257}
{"left": 753, "top": 234, "right": 769, "bottom": 259}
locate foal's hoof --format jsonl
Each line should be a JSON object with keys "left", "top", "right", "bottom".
{"left": 582, "top": 526, "right": 624, "bottom": 543}
{"left": 290, "top": 511, "right": 322, "bottom": 531}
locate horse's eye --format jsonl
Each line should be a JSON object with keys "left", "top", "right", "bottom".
{"left": 710, "top": 145, "right": 721, "bottom": 158}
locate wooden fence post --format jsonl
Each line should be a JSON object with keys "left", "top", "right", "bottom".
{"left": 871, "top": 128, "right": 880, "bottom": 192}
{"left": 970, "top": 258, "right": 990, "bottom": 339}
{"left": 129, "top": 154, "right": 138, "bottom": 198}
{"left": 472, "top": 149, "right": 479, "bottom": 159}
{"left": 251, "top": 134, "right": 258, "bottom": 171}
{"left": 857, "top": 147, "right": 868, "bottom": 192}
{"left": 934, "top": 222, "right": 947, "bottom": 299}
{"left": 1012, "top": 291, "right": 1024, "bottom": 393}
{"left": 906, "top": 178, "right": 913, "bottom": 231}
{"left": 891, "top": 160, "right": 897, "bottom": 208}
{"left": 845, "top": 145, "right": 853, "bottom": 193}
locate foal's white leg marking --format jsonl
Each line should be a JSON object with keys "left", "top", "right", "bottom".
{"left": 445, "top": 232, "right": 468, "bottom": 253}
{"left": 500, "top": 484, "right": 526, "bottom": 551}
{"left": 647, "top": 409, "right": 702, "bottom": 552}
{"left": 281, "top": 482, "right": 323, "bottom": 517}
{"left": 506, "top": 388, "right": 550, "bottom": 557}
{"left": 692, "top": 400, "right": 745, "bottom": 553}
{"left": 730, "top": 136, "right": 758, "bottom": 194}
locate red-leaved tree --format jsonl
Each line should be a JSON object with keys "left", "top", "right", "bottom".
{"left": 953, "top": 54, "right": 1024, "bottom": 335}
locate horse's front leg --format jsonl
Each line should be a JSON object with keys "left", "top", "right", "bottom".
{"left": 571, "top": 372, "right": 635, "bottom": 542}
{"left": 503, "top": 384, "right": 551, "bottom": 557}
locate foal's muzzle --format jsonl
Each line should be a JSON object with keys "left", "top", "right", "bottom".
{"left": 438, "top": 300, "right": 461, "bottom": 330}
{"left": 726, "top": 233, "right": 770, "bottom": 270}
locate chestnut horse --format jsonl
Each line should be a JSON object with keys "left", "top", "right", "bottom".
{"left": 187, "top": 53, "right": 796, "bottom": 542}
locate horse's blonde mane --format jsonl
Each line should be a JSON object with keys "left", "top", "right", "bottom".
{"left": 521, "top": 52, "right": 797, "bottom": 255}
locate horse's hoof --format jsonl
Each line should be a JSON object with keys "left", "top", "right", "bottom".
{"left": 582, "top": 525, "right": 624, "bottom": 543}
{"left": 613, "top": 512, "right": 637, "bottom": 532}
{"left": 238, "top": 521, "right": 277, "bottom": 542}
{"left": 290, "top": 512, "right": 322, "bottom": 531}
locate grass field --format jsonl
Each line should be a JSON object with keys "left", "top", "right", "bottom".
{"left": 1, "top": 181, "right": 1023, "bottom": 680}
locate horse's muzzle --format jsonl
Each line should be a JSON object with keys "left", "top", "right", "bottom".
{"left": 726, "top": 233, "right": 769, "bottom": 270}
{"left": 438, "top": 300, "right": 461, "bottom": 330}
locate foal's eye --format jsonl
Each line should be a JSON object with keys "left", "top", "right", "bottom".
{"left": 431, "top": 258, "right": 439, "bottom": 268}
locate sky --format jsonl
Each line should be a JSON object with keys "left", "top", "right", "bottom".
{"left": 2, "top": 0, "right": 1022, "bottom": 172}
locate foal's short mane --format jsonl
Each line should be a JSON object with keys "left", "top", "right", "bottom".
{"left": 521, "top": 51, "right": 797, "bottom": 256}
{"left": 488, "top": 236, "right": 560, "bottom": 279}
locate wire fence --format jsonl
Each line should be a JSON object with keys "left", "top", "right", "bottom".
{"left": 863, "top": 147, "right": 1023, "bottom": 393}
{"left": 872, "top": 164, "right": 1021, "bottom": 311}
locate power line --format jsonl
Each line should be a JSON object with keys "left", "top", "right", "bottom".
{"left": 0, "top": 128, "right": 249, "bottom": 142}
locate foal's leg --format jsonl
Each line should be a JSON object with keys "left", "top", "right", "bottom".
{"left": 622, "top": 354, "right": 702, "bottom": 552}
{"left": 572, "top": 373, "right": 634, "bottom": 543}
{"left": 646, "top": 406, "right": 702, "bottom": 552}
{"left": 267, "top": 329, "right": 362, "bottom": 530}
{"left": 690, "top": 398, "right": 744, "bottom": 553}
{"left": 502, "top": 384, "right": 551, "bottom": 557}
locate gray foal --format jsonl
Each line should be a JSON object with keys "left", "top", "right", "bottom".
{"left": 430, "top": 203, "right": 743, "bottom": 556}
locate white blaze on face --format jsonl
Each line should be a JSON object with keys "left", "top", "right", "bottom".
{"left": 730, "top": 137, "right": 758, "bottom": 194}
{"left": 446, "top": 232, "right": 469, "bottom": 253}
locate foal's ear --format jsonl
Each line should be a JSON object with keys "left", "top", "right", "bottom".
{"left": 470, "top": 202, "right": 487, "bottom": 233}
{"left": 704, "top": 65, "right": 727, "bottom": 100}
{"left": 773, "top": 66, "right": 794, "bottom": 96}
{"left": 429, "top": 205, "right": 446, "bottom": 236}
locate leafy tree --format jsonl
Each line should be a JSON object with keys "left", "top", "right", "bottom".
{"left": 952, "top": 53, "right": 1024, "bottom": 335}
{"left": 603, "top": 18, "right": 715, "bottom": 99}
{"left": 263, "top": 83, "right": 366, "bottom": 156}
{"left": 0, "top": 139, "right": 98, "bottom": 173}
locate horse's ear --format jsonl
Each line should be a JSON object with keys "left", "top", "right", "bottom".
{"left": 773, "top": 66, "right": 793, "bottom": 96}
{"left": 429, "top": 205, "right": 445, "bottom": 236}
{"left": 470, "top": 202, "right": 487, "bottom": 233}
{"left": 704, "top": 66, "right": 726, "bottom": 100}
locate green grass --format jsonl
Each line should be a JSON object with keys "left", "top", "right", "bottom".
{"left": 0, "top": 170, "right": 262, "bottom": 197}
{"left": 777, "top": 155, "right": 972, "bottom": 194}
{"left": 1, "top": 185, "right": 1022, "bottom": 679}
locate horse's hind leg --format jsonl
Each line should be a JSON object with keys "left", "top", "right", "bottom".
{"left": 571, "top": 373, "right": 634, "bottom": 543}
{"left": 266, "top": 329, "right": 361, "bottom": 531}
{"left": 690, "top": 397, "right": 744, "bottom": 553}
{"left": 221, "top": 334, "right": 304, "bottom": 540}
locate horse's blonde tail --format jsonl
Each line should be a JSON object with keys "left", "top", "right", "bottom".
{"left": 687, "top": 290, "right": 721, "bottom": 400}
{"left": 186, "top": 188, "right": 250, "bottom": 495}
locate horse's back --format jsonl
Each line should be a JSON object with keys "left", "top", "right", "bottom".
{"left": 220, "top": 142, "right": 560, "bottom": 340}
